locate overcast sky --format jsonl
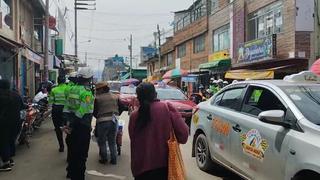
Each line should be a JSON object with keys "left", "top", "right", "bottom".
{"left": 57, "top": 0, "right": 193, "bottom": 73}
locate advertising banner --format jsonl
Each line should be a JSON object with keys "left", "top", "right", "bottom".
{"left": 208, "top": 50, "right": 230, "bottom": 62}
{"left": 238, "top": 35, "right": 276, "bottom": 63}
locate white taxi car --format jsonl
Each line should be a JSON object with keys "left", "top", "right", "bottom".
{"left": 191, "top": 71, "right": 320, "bottom": 180}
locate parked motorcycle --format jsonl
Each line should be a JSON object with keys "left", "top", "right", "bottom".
{"left": 32, "top": 97, "right": 51, "bottom": 129}
{"left": 16, "top": 101, "right": 38, "bottom": 147}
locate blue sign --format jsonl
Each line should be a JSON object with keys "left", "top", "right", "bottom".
{"left": 141, "top": 46, "right": 157, "bottom": 62}
{"left": 182, "top": 76, "right": 197, "bottom": 83}
{"left": 238, "top": 35, "right": 276, "bottom": 63}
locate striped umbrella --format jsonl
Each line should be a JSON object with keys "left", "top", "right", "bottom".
{"left": 162, "top": 68, "right": 188, "bottom": 79}
{"left": 310, "top": 59, "right": 320, "bottom": 76}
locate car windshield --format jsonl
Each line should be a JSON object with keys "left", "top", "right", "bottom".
{"left": 281, "top": 85, "right": 320, "bottom": 125}
{"left": 120, "top": 86, "right": 136, "bottom": 94}
{"left": 156, "top": 88, "right": 187, "bottom": 100}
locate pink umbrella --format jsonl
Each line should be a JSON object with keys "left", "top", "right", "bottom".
{"left": 311, "top": 59, "right": 320, "bottom": 76}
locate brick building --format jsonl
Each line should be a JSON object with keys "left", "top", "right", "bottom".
{"left": 144, "top": 0, "right": 316, "bottom": 83}
{"left": 207, "top": 0, "right": 314, "bottom": 80}
{"left": 173, "top": 0, "right": 209, "bottom": 72}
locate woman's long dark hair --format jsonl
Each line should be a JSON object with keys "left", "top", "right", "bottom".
{"left": 136, "top": 82, "right": 157, "bottom": 130}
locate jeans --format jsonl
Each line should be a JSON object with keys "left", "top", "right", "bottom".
{"left": 97, "top": 121, "right": 117, "bottom": 162}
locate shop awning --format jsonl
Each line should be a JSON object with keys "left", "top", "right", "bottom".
{"left": 199, "top": 59, "right": 231, "bottom": 70}
{"left": 225, "top": 69, "right": 274, "bottom": 80}
{"left": 0, "top": 35, "right": 23, "bottom": 49}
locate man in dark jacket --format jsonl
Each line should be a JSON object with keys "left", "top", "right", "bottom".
{"left": 93, "top": 81, "right": 124, "bottom": 165}
{"left": 0, "top": 79, "right": 24, "bottom": 172}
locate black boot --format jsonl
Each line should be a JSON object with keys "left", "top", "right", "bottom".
{"left": 55, "top": 128, "right": 64, "bottom": 152}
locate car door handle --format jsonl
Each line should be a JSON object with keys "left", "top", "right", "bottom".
{"left": 232, "top": 124, "right": 242, "bottom": 133}
{"left": 207, "top": 114, "right": 212, "bottom": 120}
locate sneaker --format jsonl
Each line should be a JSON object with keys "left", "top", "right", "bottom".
{"left": 9, "top": 159, "right": 15, "bottom": 167}
{"left": 0, "top": 163, "right": 12, "bottom": 172}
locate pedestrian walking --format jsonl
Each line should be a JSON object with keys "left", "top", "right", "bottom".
{"left": 93, "top": 81, "right": 124, "bottom": 165}
{"left": 63, "top": 67, "right": 95, "bottom": 180}
{"left": 129, "top": 82, "right": 189, "bottom": 180}
{"left": 63, "top": 73, "right": 77, "bottom": 178}
{"left": 49, "top": 76, "right": 68, "bottom": 152}
{"left": 0, "top": 79, "right": 24, "bottom": 171}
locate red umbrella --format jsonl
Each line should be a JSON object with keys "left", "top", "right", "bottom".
{"left": 310, "top": 59, "right": 320, "bottom": 76}
{"left": 162, "top": 68, "right": 188, "bottom": 79}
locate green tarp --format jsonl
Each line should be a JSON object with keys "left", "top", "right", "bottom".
{"left": 199, "top": 59, "right": 231, "bottom": 70}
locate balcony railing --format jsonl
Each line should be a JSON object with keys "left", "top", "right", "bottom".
{"left": 174, "top": 5, "right": 207, "bottom": 32}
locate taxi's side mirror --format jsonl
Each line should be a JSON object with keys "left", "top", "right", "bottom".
{"left": 258, "top": 110, "right": 290, "bottom": 128}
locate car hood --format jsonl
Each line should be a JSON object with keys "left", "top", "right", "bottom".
{"left": 164, "top": 100, "right": 196, "bottom": 110}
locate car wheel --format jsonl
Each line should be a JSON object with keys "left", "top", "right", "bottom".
{"left": 195, "top": 134, "right": 215, "bottom": 171}
{"left": 292, "top": 171, "right": 320, "bottom": 180}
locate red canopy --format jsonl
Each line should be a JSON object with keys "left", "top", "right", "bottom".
{"left": 310, "top": 59, "right": 320, "bottom": 76}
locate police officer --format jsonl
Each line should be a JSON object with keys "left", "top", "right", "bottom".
{"left": 63, "top": 67, "right": 94, "bottom": 180}
{"left": 63, "top": 72, "right": 76, "bottom": 179}
{"left": 49, "top": 76, "right": 68, "bottom": 152}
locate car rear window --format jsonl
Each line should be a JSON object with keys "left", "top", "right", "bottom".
{"left": 156, "top": 88, "right": 187, "bottom": 100}
{"left": 281, "top": 85, "right": 320, "bottom": 125}
{"left": 120, "top": 86, "right": 136, "bottom": 94}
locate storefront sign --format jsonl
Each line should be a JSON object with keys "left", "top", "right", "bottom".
{"left": 238, "top": 35, "right": 276, "bottom": 63}
{"left": 182, "top": 76, "right": 197, "bottom": 83}
{"left": 24, "top": 48, "right": 43, "bottom": 67}
{"left": 209, "top": 50, "right": 230, "bottom": 62}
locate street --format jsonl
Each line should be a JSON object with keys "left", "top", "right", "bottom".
{"left": 0, "top": 113, "right": 241, "bottom": 180}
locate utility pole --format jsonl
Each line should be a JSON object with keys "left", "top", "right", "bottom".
{"left": 44, "top": 0, "right": 49, "bottom": 81}
{"left": 74, "top": 0, "right": 96, "bottom": 69}
{"left": 157, "top": 24, "right": 161, "bottom": 71}
{"left": 85, "top": 52, "right": 87, "bottom": 65}
{"left": 129, "top": 34, "right": 133, "bottom": 78}
{"left": 75, "top": 2, "right": 78, "bottom": 58}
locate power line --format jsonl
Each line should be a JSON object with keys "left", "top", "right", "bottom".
{"left": 75, "top": 12, "right": 172, "bottom": 27}
{"left": 79, "top": 35, "right": 126, "bottom": 41}
{"left": 77, "top": 27, "right": 148, "bottom": 32}
{"left": 70, "top": 9, "right": 170, "bottom": 17}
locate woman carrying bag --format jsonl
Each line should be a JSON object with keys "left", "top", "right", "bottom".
{"left": 129, "top": 82, "right": 189, "bottom": 180}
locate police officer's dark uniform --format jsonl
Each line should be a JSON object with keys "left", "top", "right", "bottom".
{"left": 49, "top": 77, "right": 68, "bottom": 152}
{"left": 63, "top": 68, "right": 94, "bottom": 180}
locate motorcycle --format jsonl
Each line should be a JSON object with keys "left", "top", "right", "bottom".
{"left": 32, "top": 97, "right": 51, "bottom": 129}
{"left": 16, "top": 101, "right": 38, "bottom": 147}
